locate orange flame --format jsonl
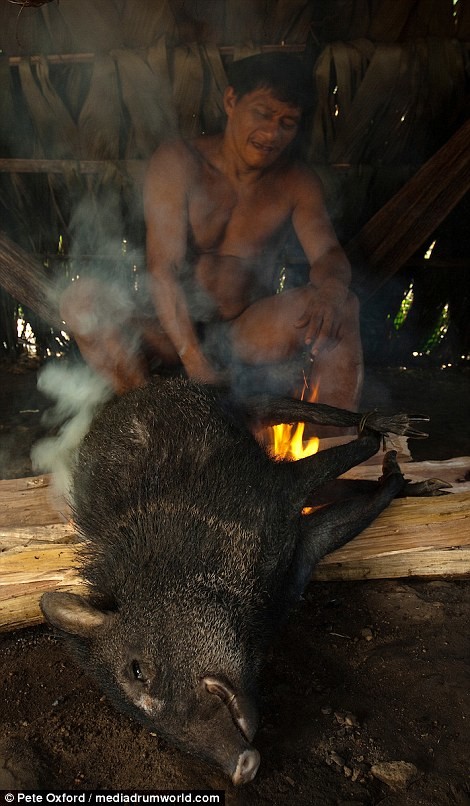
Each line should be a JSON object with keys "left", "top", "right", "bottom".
{"left": 266, "top": 373, "right": 320, "bottom": 461}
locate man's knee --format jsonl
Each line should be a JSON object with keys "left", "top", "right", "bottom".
{"left": 59, "top": 277, "right": 103, "bottom": 336}
{"left": 60, "top": 277, "right": 136, "bottom": 339}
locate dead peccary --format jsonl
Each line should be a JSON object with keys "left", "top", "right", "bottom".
{"left": 40, "top": 376, "right": 444, "bottom": 785}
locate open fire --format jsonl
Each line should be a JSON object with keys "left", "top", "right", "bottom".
{"left": 265, "top": 374, "right": 320, "bottom": 461}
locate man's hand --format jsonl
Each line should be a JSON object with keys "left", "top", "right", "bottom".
{"left": 295, "top": 282, "right": 349, "bottom": 357}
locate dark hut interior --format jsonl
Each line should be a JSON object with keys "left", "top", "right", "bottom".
{"left": 0, "top": 1, "right": 469, "bottom": 802}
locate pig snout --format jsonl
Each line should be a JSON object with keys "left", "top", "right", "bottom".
{"left": 198, "top": 676, "right": 261, "bottom": 784}
{"left": 208, "top": 735, "right": 260, "bottom": 786}
{"left": 232, "top": 748, "right": 261, "bottom": 785}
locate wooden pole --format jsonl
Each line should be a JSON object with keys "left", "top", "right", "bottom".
{"left": 347, "top": 118, "right": 470, "bottom": 298}
{"left": 0, "top": 159, "right": 145, "bottom": 184}
{"left": 6, "top": 45, "right": 306, "bottom": 68}
{"left": 0, "top": 231, "right": 61, "bottom": 328}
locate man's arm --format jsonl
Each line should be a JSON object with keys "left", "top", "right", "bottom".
{"left": 143, "top": 142, "right": 219, "bottom": 382}
{"left": 290, "top": 165, "right": 352, "bottom": 356}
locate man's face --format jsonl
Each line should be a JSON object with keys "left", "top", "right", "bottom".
{"left": 224, "top": 87, "right": 302, "bottom": 170}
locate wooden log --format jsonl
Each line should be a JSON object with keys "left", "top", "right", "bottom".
{"left": 0, "top": 544, "right": 84, "bottom": 633}
{"left": 313, "top": 492, "right": 470, "bottom": 581}
{"left": 0, "top": 475, "right": 69, "bottom": 529}
{"left": 0, "top": 466, "right": 469, "bottom": 633}
{"left": 347, "top": 118, "right": 470, "bottom": 298}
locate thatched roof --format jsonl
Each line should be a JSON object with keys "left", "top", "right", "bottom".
{"left": 1, "top": 0, "right": 469, "bottom": 55}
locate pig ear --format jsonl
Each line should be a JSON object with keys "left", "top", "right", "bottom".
{"left": 203, "top": 675, "right": 258, "bottom": 742}
{"left": 40, "top": 592, "right": 110, "bottom": 638}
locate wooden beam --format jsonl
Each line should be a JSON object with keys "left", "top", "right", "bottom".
{"left": 347, "top": 119, "right": 470, "bottom": 298}
{"left": 6, "top": 45, "right": 306, "bottom": 68}
{"left": 0, "top": 158, "right": 145, "bottom": 183}
{"left": 1, "top": 467, "right": 469, "bottom": 633}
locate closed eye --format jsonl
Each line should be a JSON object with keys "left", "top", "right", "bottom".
{"left": 281, "top": 118, "right": 299, "bottom": 131}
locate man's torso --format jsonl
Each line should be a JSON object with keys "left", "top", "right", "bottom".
{"left": 182, "top": 135, "right": 297, "bottom": 321}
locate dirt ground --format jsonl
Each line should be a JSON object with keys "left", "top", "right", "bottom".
{"left": 0, "top": 361, "right": 469, "bottom": 805}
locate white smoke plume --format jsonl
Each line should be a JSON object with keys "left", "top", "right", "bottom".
{"left": 31, "top": 362, "right": 114, "bottom": 501}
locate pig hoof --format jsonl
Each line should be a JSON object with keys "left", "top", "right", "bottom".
{"left": 381, "top": 450, "right": 402, "bottom": 477}
{"left": 364, "top": 412, "right": 429, "bottom": 439}
{"left": 232, "top": 748, "right": 261, "bottom": 785}
{"left": 379, "top": 451, "right": 406, "bottom": 493}
{"left": 404, "top": 478, "right": 453, "bottom": 496}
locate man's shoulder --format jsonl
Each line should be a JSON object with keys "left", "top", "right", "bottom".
{"left": 149, "top": 135, "right": 221, "bottom": 171}
{"left": 148, "top": 138, "right": 197, "bottom": 174}
{"left": 276, "top": 160, "right": 326, "bottom": 209}
{"left": 281, "top": 159, "right": 323, "bottom": 188}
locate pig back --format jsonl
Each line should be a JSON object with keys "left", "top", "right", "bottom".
{"left": 71, "top": 376, "right": 295, "bottom": 598}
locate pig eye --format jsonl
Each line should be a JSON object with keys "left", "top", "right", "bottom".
{"left": 131, "top": 660, "right": 146, "bottom": 682}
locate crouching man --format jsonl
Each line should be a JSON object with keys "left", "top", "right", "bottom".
{"left": 61, "top": 53, "right": 363, "bottom": 409}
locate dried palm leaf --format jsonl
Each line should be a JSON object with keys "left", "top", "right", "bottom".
{"left": 330, "top": 0, "right": 372, "bottom": 41}
{"left": 114, "top": 47, "right": 178, "bottom": 158}
{"left": 311, "top": 38, "right": 373, "bottom": 163}
{"left": 18, "top": 57, "right": 80, "bottom": 159}
{"left": 16, "top": 58, "right": 102, "bottom": 259}
{"left": 368, "top": 0, "right": 454, "bottom": 41}
{"left": 45, "top": 0, "right": 123, "bottom": 52}
{"left": 0, "top": 59, "right": 17, "bottom": 157}
{"left": 146, "top": 36, "right": 178, "bottom": 132}
{"left": 78, "top": 55, "right": 121, "bottom": 161}
{"left": 171, "top": 43, "right": 204, "bottom": 139}
{"left": 262, "top": 0, "right": 315, "bottom": 44}
{"left": 121, "top": 0, "right": 177, "bottom": 48}
{"left": 200, "top": 43, "right": 228, "bottom": 135}
{"left": 325, "top": 42, "right": 406, "bottom": 164}
{"left": 224, "top": 0, "right": 267, "bottom": 44}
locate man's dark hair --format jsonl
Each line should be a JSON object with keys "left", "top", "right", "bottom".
{"left": 226, "top": 52, "right": 313, "bottom": 113}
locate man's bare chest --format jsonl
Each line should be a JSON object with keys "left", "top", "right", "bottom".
{"left": 188, "top": 170, "right": 293, "bottom": 257}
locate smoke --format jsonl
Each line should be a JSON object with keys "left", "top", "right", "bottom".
{"left": 30, "top": 188, "right": 142, "bottom": 503}
{"left": 31, "top": 362, "right": 113, "bottom": 501}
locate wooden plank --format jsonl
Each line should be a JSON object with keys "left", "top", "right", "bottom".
{"left": 0, "top": 467, "right": 469, "bottom": 632}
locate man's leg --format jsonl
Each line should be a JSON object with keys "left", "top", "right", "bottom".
{"left": 229, "top": 286, "right": 363, "bottom": 411}
{"left": 60, "top": 278, "right": 179, "bottom": 394}
{"left": 306, "top": 292, "right": 363, "bottom": 411}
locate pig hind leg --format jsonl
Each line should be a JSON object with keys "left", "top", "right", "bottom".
{"left": 285, "top": 451, "right": 406, "bottom": 603}
{"left": 242, "top": 395, "right": 429, "bottom": 439}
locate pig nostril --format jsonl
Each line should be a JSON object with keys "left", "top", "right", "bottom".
{"left": 232, "top": 749, "right": 260, "bottom": 785}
